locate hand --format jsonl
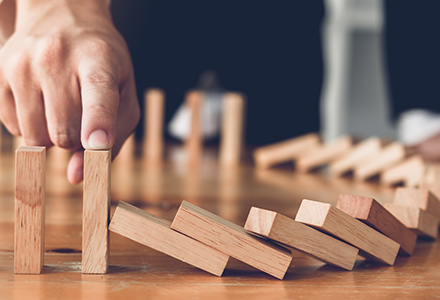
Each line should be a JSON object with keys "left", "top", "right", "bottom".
{"left": 0, "top": 0, "right": 140, "bottom": 184}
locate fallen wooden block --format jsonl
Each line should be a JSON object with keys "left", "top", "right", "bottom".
{"left": 109, "top": 201, "right": 229, "bottom": 276}
{"left": 385, "top": 204, "right": 438, "bottom": 239}
{"left": 171, "top": 201, "right": 292, "bottom": 279}
{"left": 336, "top": 194, "right": 417, "bottom": 255}
{"left": 15, "top": 146, "right": 46, "bottom": 274}
{"left": 244, "top": 207, "right": 359, "bottom": 270}
{"left": 82, "top": 150, "right": 111, "bottom": 274}
{"left": 394, "top": 187, "right": 440, "bottom": 221}
{"left": 381, "top": 155, "right": 425, "bottom": 187}
{"left": 253, "top": 133, "right": 319, "bottom": 169}
{"left": 143, "top": 88, "right": 165, "bottom": 164}
{"left": 295, "top": 199, "right": 400, "bottom": 265}
{"left": 296, "top": 136, "right": 353, "bottom": 173}
{"left": 354, "top": 142, "right": 406, "bottom": 181}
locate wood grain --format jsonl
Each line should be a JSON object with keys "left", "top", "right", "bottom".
{"left": 295, "top": 199, "right": 400, "bottom": 265}
{"left": 14, "top": 146, "right": 46, "bottom": 274}
{"left": 381, "top": 156, "right": 425, "bottom": 187}
{"left": 171, "top": 201, "right": 292, "bottom": 279}
{"left": 394, "top": 187, "right": 440, "bottom": 222}
{"left": 143, "top": 88, "right": 165, "bottom": 164}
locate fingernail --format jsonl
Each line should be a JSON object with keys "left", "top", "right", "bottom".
{"left": 87, "top": 130, "right": 110, "bottom": 149}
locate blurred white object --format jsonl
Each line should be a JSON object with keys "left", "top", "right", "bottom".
{"left": 398, "top": 110, "right": 440, "bottom": 146}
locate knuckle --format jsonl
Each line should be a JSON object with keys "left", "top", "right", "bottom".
{"left": 50, "top": 131, "right": 80, "bottom": 150}
{"left": 82, "top": 71, "right": 118, "bottom": 92}
{"left": 35, "top": 35, "right": 66, "bottom": 70}
{"left": 87, "top": 39, "right": 114, "bottom": 57}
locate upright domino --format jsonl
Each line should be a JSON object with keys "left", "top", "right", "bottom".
{"left": 82, "top": 150, "right": 111, "bottom": 274}
{"left": 113, "top": 134, "right": 136, "bottom": 166}
{"left": 394, "top": 187, "right": 440, "bottom": 221}
{"left": 381, "top": 156, "right": 425, "bottom": 187}
{"left": 185, "top": 91, "right": 203, "bottom": 165}
{"left": 219, "top": 93, "right": 245, "bottom": 167}
{"left": 15, "top": 146, "right": 46, "bottom": 274}
{"left": 171, "top": 201, "right": 292, "bottom": 279}
{"left": 336, "top": 194, "right": 417, "bottom": 255}
{"left": 244, "top": 207, "right": 359, "bottom": 270}
{"left": 295, "top": 199, "right": 400, "bottom": 265}
{"left": 143, "top": 88, "right": 165, "bottom": 164}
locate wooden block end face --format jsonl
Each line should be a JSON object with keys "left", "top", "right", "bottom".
{"left": 336, "top": 194, "right": 374, "bottom": 221}
{"left": 244, "top": 207, "right": 276, "bottom": 237}
{"left": 394, "top": 187, "right": 429, "bottom": 210}
{"left": 295, "top": 199, "right": 330, "bottom": 227}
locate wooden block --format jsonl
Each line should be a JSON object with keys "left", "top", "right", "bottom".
{"left": 113, "top": 134, "right": 136, "bottom": 165}
{"left": 336, "top": 194, "right": 417, "bottom": 255}
{"left": 381, "top": 156, "right": 425, "bottom": 187}
{"left": 296, "top": 136, "right": 352, "bottom": 173}
{"left": 143, "top": 88, "right": 165, "bottom": 164}
{"left": 185, "top": 91, "right": 203, "bottom": 165}
{"left": 82, "top": 150, "right": 111, "bottom": 274}
{"left": 295, "top": 199, "right": 400, "bottom": 265}
{"left": 219, "top": 93, "right": 245, "bottom": 167}
{"left": 394, "top": 187, "right": 440, "bottom": 221}
{"left": 244, "top": 207, "right": 359, "bottom": 270}
{"left": 253, "top": 133, "right": 319, "bottom": 169}
{"left": 385, "top": 204, "right": 438, "bottom": 239}
{"left": 109, "top": 201, "right": 229, "bottom": 276}
{"left": 15, "top": 146, "right": 46, "bottom": 274}
{"left": 329, "top": 137, "right": 384, "bottom": 177}
{"left": 171, "top": 201, "right": 292, "bottom": 279}
{"left": 354, "top": 142, "right": 406, "bottom": 181}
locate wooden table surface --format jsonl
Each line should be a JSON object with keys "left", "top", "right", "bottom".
{"left": 0, "top": 145, "right": 439, "bottom": 300}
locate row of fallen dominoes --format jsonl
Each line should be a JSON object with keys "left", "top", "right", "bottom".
{"left": 15, "top": 146, "right": 439, "bottom": 279}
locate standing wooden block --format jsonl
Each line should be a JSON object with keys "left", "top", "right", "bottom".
{"left": 381, "top": 156, "right": 425, "bottom": 187}
{"left": 253, "top": 133, "right": 319, "bottom": 169}
{"left": 219, "top": 93, "right": 245, "bottom": 167}
{"left": 296, "top": 136, "right": 352, "bottom": 173}
{"left": 354, "top": 142, "right": 406, "bottom": 181}
{"left": 244, "top": 207, "right": 359, "bottom": 270}
{"left": 15, "top": 146, "right": 46, "bottom": 274}
{"left": 171, "top": 201, "right": 292, "bottom": 279}
{"left": 394, "top": 187, "right": 440, "bottom": 221}
{"left": 82, "top": 150, "right": 111, "bottom": 274}
{"left": 185, "top": 91, "right": 203, "bottom": 165}
{"left": 384, "top": 204, "right": 438, "bottom": 239}
{"left": 336, "top": 194, "right": 417, "bottom": 255}
{"left": 114, "top": 134, "right": 136, "bottom": 165}
{"left": 295, "top": 199, "right": 400, "bottom": 265}
{"left": 143, "top": 88, "right": 165, "bottom": 164}
{"left": 109, "top": 201, "right": 229, "bottom": 276}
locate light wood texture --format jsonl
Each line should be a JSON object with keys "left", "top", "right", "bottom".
{"left": 381, "top": 155, "right": 425, "bottom": 187}
{"left": 394, "top": 187, "right": 440, "bottom": 221}
{"left": 244, "top": 207, "right": 359, "bottom": 270}
{"left": 171, "top": 201, "right": 292, "bottom": 279}
{"left": 15, "top": 146, "right": 46, "bottom": 274}
{"left": 385, "top": 204, "right": 439, "bottom": 239}
{"left": 82, "top": 150, "right": 111, "bottom": 274}
{"left": 295, "top": 199, "right": 400, "bottom": 265}
{"left": 143, "top": 88, "right": 165, "bottom": 164}
{"left": 219, "top": 93, "right": 245, "bottom": 167}
{"left": 109, "top": 201, "right": 229, "bottom": 276}
{"left": 253, "top": 133, "right": 319, "bottom": 169}
{"left": 296, "top": 136, "right": 352, "bottom": 173}
{"left": 421, "top": 164, "right": 440, "bottom": 199}
{"left": 185, "top": 91, "right": 203, "bottom": 165}
{"left": 354, "top": 142, "right": 406, "bottom": 181}
{"left": 336, "top": 194, "right": 417, "bottom": 255}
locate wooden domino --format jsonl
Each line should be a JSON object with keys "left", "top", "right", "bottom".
{"left": 253, "top": 133, "right": 319, "bottom": 169}
{"left": 244, "top": 207, "right": 359, "bottom": 270}
{"left": 143, "top": 88, "right": 165, "bottom": 164}
{"left": 82, "top": 150, "right": 111, "bottom": 274}
{"left": 394, "top": 187, "right": 440, "bottom": 221}
{"left": 219, "top": 93, "right": 245, "bottom": 167}
{"left": 185, "top": 91, "right": 203, "bottom": 165}
{"left": 296, "top": 136, "right": 352, "bottom": 173}
{"left": 295, "top": 199, "right": 400, "bottom": 265}
{"left": 171, "top": 201, "right": 292, "bottom": 279}
{"left": 109, "top": 201, "right": 229, "bottom": 276}
{"left": 336, "top": 194, "right": 417, "bottom": 255}
{"left": 15, "top": 146, "right": 46, "bottom": 274}
{"left": 381, "top": 156, "right": 425, "bottom": 187}
{"left": 114, "top": 133, "right": 136, "bottom": 166}
{"left": 384, "top": 204, "right": 438, "bottom": 239}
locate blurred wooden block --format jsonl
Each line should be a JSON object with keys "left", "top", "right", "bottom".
{"left": 296, "top": 136, "right": 352, "bottom": 173}
{"left": 394, "top": 187, "right": 440, "bottom": 221}
{"left": 82, "top": 150, "right": 111, "bottom": 274}
{"left": 329, "top": 137, "right": 385, "bottom": 177}
{"left": 295, "top": 199, "right": 400, "bottom": 265}
{"left": 171, "top": 201, "right": 292, "bottom": 279}
{"left": 244, "top": 207, "right": 358, "bottom": 270}
{"left": 143, "top": 88, "right": 165, "bottom": 164}
{"left": 336, "top": 194, "right": 417, "bottom": 255}
{"left": 384, "top": 204, "right": 438, "bottom": 239}
{"left": 381, "top": 156, "right": 425, "bottom": 187}
{"left": 114, "top": 134, "right": 135, "bottom": 166}
{"left": 109, "top": 201, "right": 229, "bottom": 276}
{"left": 354, "top": 142, "right": 406, "bottom": 181}
{"left": 253, "top": 133, "right": 319, "bottom": 169}
{"left": 219, "top": 93, "right": 245, "bottom": 167}
{"left": 185, "top": 91, "right": 203, "bottom": 165}
{"left": 15, "top": 146, "right": 46, "bottom": 274}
